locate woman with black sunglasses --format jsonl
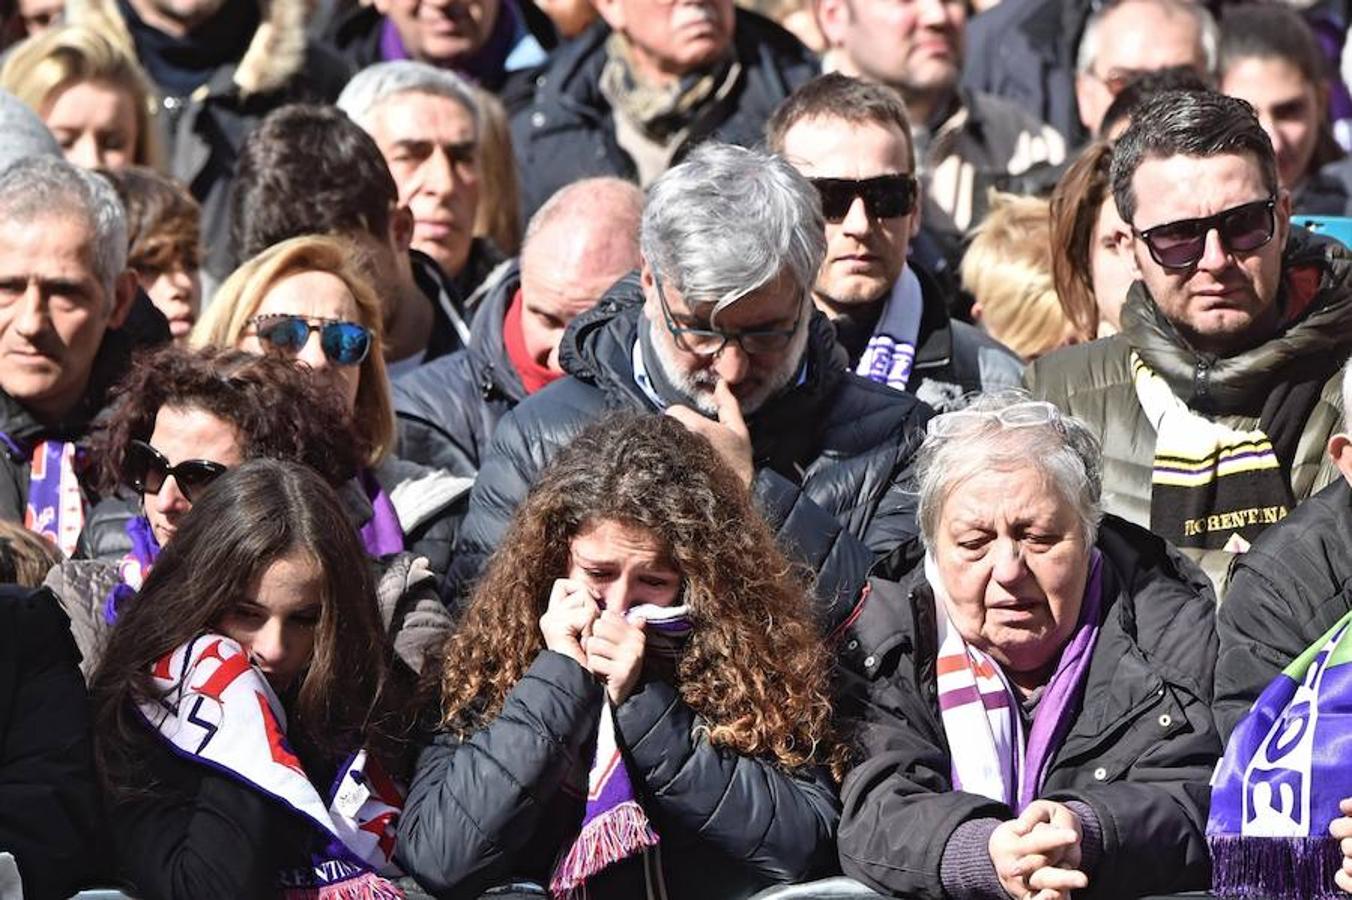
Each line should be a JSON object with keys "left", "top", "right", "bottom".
{"left": 46, "top": 345, "right": 454, "bottom": 680}
{"left": 192, "top": 235, "right": 470, "bottom": 587}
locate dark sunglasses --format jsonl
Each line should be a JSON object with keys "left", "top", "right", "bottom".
{"left": 1134, "top": 198, "right": 1277, "bottom": 270}
{"left": 809, "top": 173, "right": 918, "bottom": 223}
{"left": 247, "top": 314, "right": 372, "bottom": 367}
{"left": 125, "top": 440, "right": 228, "bottom": 501}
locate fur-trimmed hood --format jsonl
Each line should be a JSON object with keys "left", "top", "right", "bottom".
{"left": 68, "top": 0, "right": 308, "bottom": 96}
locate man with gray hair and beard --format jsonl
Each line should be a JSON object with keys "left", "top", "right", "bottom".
{"left": 0, "top": 155, "right": 137, "bottom": 554}
{"left": 447, "top": 142, "right": 934, "bottom": 610}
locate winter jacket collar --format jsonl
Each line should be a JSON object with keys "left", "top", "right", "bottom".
{"left": 464, "top": 258, "right": 527, "bottom": 405}
{"left": 1122, "top": 227, "right": 1352, "bottom": 411}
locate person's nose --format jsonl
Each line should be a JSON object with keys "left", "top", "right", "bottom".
{"left": 421, "top": 148, "right": 456, "bottom": 202}
{"left": 916, "top": 0, "right": 951, "bottom": 28}
{"left": 65, "top": 133, "right": 103, "bottom": 170}
{"left": 840, "top": 195, "right": 872, "bottom": 238}
{"left": 249, "top": 620, "right": 287, "bottom": 671}
{"left": 990, "top": 538, "right": 1029, "bottom": 586}
{"left": 151, "top": 475, "right": 191, "bottom": 516}
{"left": 1196, "top": 226, "right": 1231, "bottom": 273}
{"left": 13, "top": 282, "right": 50, "bottom": 340}
{"left": 713, "top": 340, "right": 751, "bottom": 386}
{"left": 293, "top": 330, "right": 330, "bottom": 371}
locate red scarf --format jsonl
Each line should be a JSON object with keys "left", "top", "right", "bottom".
{"left": 504, "top": 289, "right": 564, "bottom": 395}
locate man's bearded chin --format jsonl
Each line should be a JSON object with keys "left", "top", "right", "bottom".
{"left": 646, "top": 316, "right": 811, "bottom": 417}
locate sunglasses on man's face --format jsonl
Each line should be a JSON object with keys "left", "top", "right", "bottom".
{"left": 809, "top": 173, "right": 918, "bottom": 223}
{"left": 1134, "top": 198, "right": 1277, "bottom": 270}
{"left": 247, "top": 314, "right": 372, "bottom": 367}
{"left": 125, "top": 440, "right": 228, "bottom": 502}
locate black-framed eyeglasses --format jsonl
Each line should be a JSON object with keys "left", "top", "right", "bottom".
{"left": 1134, "top": 198, "right": 1277, "bottom": 270}
{"left": 653, "top": 276, "right": 802, "bottom": 357}
{"left": 809, "top": 173, "right": 918, "bottom": 223}
{"left": 246, "top": 314, "right": 372, "bottom": 367}
{"left": 125, "top": 440, "right": 228, "bottom": 501}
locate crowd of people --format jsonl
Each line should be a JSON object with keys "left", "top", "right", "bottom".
{"left": 1, "top": 0, "right": 1352, "bottom": 897}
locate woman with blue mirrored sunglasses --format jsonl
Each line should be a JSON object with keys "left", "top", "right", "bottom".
{"left": 246, "top": 314, "right": 373, "bottom": 367}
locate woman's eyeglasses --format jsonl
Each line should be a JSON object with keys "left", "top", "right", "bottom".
{"left": 1134, "top": 198, "right": 1277, "bottom": 270}
{"left": 246, "top": 314, "right": 372, "bottom": 366}
{"left": 125, "top": 440, "right": 228, "bottom": 501}
{"left": 809, "top": 173, "right": 918, "bottom": 223}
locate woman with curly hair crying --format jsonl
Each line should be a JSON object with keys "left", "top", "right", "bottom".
{"left": 396, "top": 413, "right": 848, "bottom": 900}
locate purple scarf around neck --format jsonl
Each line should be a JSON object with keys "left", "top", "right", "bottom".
{"left": 103, "top": 516, "right": 161, "bottom": 624}
{"left": 359, "top": 469, "right": 405, "bottom": 558}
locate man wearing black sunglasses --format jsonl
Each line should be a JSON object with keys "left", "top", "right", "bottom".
{"left": 767, "top": 74, "right": 1023, "bottom": 412}
{"left": 1028, "top": 90, "right": 1352, "bottom": 593}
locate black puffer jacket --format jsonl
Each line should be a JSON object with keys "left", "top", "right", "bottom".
{"left": 0, "top": 587, "right": 100, "bottom": 900}
{"left": 836, "top": 517, "right": 1221, "bottom": 900}
{"left": 507, "top": 10, "right": 817, "bottom": 217}
{"left": 1215, "top": 477, "right": 1352, "bottom": 741}
{"left": 396, "top": 650, "right": 840, "bottom": 899}
{"left": 448, "top": 276, "right": 932, "bottom": 610}
{"left": 394, "top": 260, "right": 524, "bottom": 476}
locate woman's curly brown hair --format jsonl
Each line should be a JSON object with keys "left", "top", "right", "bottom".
{"left": 435, "top": 413, "right": 848, "bottom": 776}
{"left": 86, "top": 345, "right": 365, "bottom": 496}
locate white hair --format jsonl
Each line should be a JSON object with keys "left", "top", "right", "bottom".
{"left": 336, "top": 60, "right": 480, "bottom": 135}
{"left": 916, "top": 391, "right": 1104, "bottom": 549}
{"left": 1076, "top": 0, "right": 1219, "bottom": 77}
{"left": 0, "top": 155, "right": 126, "bottom": 297}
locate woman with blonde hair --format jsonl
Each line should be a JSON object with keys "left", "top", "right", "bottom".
{"left": 397, "top": 413, "right": 845, "bottom": 899}
{"left": 192, "top": 234, "right": 469, "bottom": 582}
{"left": 0, "top": 22, "right": 160, "bottom": 171}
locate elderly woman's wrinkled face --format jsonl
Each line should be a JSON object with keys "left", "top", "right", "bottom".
{"left": 935, "top": 465, "right": 1092, "bottom": 683}
{"left": 567, "top": 518, "right": 681, "bottom": 614}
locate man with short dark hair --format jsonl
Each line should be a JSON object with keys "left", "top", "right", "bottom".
{"left": 230, "top": 103, "right": 470, "bottom": 369}
{"left": 767, "top": 74, "right": 1022, "bottom": 411}
{"left": 1027, "top": 90, "right": 1352, "bottom": 591}
{"left": 0, "top": 156, "right": 138, "bottom": 552}
{"left": 449, "top": 142, "right": 931, "bottom": 608}
{"left": 394, "top": 177, "right": 644, "bottom": 475}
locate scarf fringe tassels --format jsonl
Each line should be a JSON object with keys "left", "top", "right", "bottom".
{"left": 550, "top": 800, "right": 660, "bottom": 899}
{"left": 1208, "top": 834, "right": 1343, "bottom": 899}
{"left": 284, "top": 871, "right": 405, "bottom": 900}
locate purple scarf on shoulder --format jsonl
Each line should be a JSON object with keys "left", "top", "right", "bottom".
{"left": 359, "top": 469, "right": 405, "bottom": 558}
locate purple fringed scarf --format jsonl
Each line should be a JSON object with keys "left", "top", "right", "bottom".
{"left": 1207, "top": 608, "right": 1352, "bottom": 899}
{"left": 931, "top": 550, "right": 1104, "bottom": 811}
{"left": 359, "top": 470, "right": 405, "bottom": 558}
{"left": 550, "top": 604, "right": 692, "bottom": 899}
{"left": 102, "top": 516, "right": 161, "bottom": 624}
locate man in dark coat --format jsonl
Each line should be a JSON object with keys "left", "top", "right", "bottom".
{"left": 449, "top": 142, "right": 932, "bottom": 607}
{"left": 394, "top": 176, "right": 644, "bottom": 475}
{"left": 0, "top": 157, "right": 138, "bottom": 552}
{"left": 0, "top": 585, "right": 99, "bottom": 900}
{"left": 508, "top": 5, "right": 817, "bottom": 218}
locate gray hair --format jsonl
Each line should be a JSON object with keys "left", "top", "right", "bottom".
{"left": 916, "top": 391, "right": 1104, "bottom": 549}
{"left": 1076, "top": 0, "right": 1218, "bottom": 77}
{"left": 0, "top": 156, "right": 126, "bottom": 296}
{"left": 640, "top": 142, "right": 825, "bottom": 323}
{"left": 336, "top": 60, "right": 480, "bottom": 136}
{"left": 0, "top": 87, "right": 59, "bottom": 174}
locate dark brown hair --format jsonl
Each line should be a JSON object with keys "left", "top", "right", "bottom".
{"left": 86, "top": 345, "right": 364, "bottom": 496}
{"left": 99, "top": 166, "right": 202, "bottom": 275}
{"left": 433, "top": 414, "right": 847, "bottom": 777}
{"left": 1050, "top": 140, "right": 1115, "bottom": 342}
{"left": 91, "top": 460, "right": 414, "bottom": 795}
{"left": 766, "top": 72, "right": 916, "bottom": 170}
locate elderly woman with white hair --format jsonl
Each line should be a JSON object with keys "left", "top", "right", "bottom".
{"left": 835, "top": 392, "right": 1222, "bottom": 900}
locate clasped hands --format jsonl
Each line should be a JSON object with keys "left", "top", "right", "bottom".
{"left": 539, "top": 578, "right": 646, "bottom": 705}
{"left": 990, "top": 800, "right": 1089, "bottom": 900}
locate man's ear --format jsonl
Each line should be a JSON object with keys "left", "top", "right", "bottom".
{"left": 109, "top": 270, "right": 138, "bottom": 329}
{"left": 815, "top": 0, "right": 851, "bottom": 50}
{"left": 1276, "top": 186, "right": 1293, "bottom": 249}
{"left": 1329, "top": 432, "right": 1352, "bottom": 485}
{"left": 390, "top": 205, "right": 414, "bottom": 254}
{"left": 592, "top": 0, "right": 626, "bottom": 32}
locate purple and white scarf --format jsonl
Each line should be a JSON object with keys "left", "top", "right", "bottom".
{"left": 550, "top": 603, "right": 692, "bottom": 899}
{"left": 2, "top": 435, "right": 86, "bottom": 557}
{"left": 930, "top": 551, "right": 1104, "bottom": 810}
{"left": 854, "top": 264, "right": 924, "bottom": 392}
{"left": 102, "top": 515, "right": 161, "bottom": 624}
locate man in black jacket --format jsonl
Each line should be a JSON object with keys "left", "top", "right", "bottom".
{"left": 0, "top": 157, "right": 137, "bottom": 552}
{"left": 449, "top": 142, "right": 932, "bottom": 607}
{"left": 394, "top": 176, "right": 644, "bottom": 475}
{"left": 508, "top": 4, "right": 817, "bottom": 218}
{"left": 767, "top": 74, "right": 1024, "bottom": 412}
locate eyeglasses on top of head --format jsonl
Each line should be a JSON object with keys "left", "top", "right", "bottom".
{"left": 808, "top": 173, "right": 918, "bottom": 223}
{"left": 652, "top": 274, "right": 803, "bottom": 357}
{"left": 926, "top": 400, "right": 1062, "bottom": 439}
{"left": 1133, "top": 198, "right": 1277, "bottom": 270}
{"left": 124, "top": 440, "right": 228, "bottom": 501}
{"left": 246, "top": 314, "right": 372, "bottom": 367}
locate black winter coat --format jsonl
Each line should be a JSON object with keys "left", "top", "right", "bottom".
{"left": 396, "top": 650, "right": 840, "bottom": 899}
{"left": 1215, "top": 477, "right": 1352, "bottom": 741}
{"left": 836, "top": 517, "right": 1221, "bottom": 900}
{"left": 0, "top": 587, "right": 100, "bottom": 900}
{"left": 394, "top": 260, "right": 524, "bottom": 477}
{"left": 447, "top": 276, "right": 932, "bottom": 609}
{"left": 507, "top": 10, "right": 817, "bottom": 217}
